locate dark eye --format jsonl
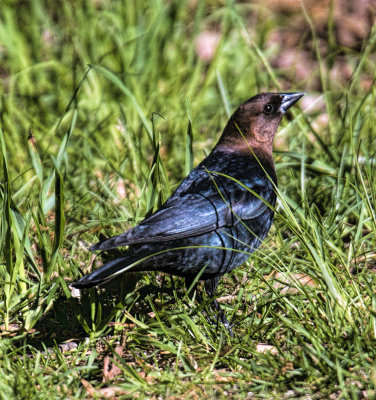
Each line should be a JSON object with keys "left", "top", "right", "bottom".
{"left": 263, "top": 104, "right": 274, "bottom": 114}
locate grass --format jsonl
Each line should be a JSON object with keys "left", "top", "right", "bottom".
{"left": 1, "top": 0, "right": 376, "bottom": 398}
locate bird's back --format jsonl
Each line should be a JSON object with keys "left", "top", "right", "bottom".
{"left": 133, "top": 149, "right": 277, "bottom": 279}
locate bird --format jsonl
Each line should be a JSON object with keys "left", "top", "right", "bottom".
{"left": 72, "top": 92, "right": 304, "bottom": 323}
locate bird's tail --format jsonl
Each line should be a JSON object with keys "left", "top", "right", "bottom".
{"left": 71, "top": 255, "right": 137, "bottom": 289}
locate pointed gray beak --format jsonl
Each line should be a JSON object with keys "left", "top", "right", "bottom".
{"left": 279, "top": 92, "right": 305, "bottom": 114}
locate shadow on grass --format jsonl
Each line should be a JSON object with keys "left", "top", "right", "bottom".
{"left": 27, "top": 272, "right": 185, "bottom": 348}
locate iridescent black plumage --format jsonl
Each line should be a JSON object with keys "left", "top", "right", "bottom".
{"left": 72, "top": 93, "right": 304, "bottom": 301}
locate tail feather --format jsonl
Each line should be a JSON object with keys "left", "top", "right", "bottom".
{"left": 72, "top": 256, "right": 133, "bottom": 288}
{"left": 89, "top": 234, "right": 129, "bottom": 252}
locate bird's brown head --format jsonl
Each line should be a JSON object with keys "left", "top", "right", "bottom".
{"left": 216, "top": 92, "right": 305, "bottom": 156}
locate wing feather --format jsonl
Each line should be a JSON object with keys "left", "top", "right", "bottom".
{"left": 90, "top": 182, "right": 273, "bottom": 252}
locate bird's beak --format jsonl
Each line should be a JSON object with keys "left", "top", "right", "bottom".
{"left": 279, "top": 92, "right": 305, "bottom": 114}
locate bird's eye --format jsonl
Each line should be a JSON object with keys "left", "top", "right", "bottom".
{"left": 263, "top": 104, "right": 274, "bottom": 114}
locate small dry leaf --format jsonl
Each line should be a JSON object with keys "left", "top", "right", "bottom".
{"left": 215, "top": 295, "right": 237, "bottom": 303}
{"left": 0, "top": 324, "right": 19, "bottom": 332}
{"left": 282, "top": 361, "right": 294, "bottom": 373}
{"left": 98, "top": 386, "right": 125, "bottom": 398}
{"left": 213, "top": 373, "right": 235, "bottom": 383}
{"left": 82, "top": 379, "right": 125, "bottom": 399}
{"left": 58, "top": 341, "right": 78, "bottom": 352}
{"left": 267, "top": 272, "right": 317, "bottom": 295}
{"left": 102, "top": 345, "right": 124, "bottom": 382}
{"left": 108, "top": 321, "right": 136, "bottom": 329}
{"left": 256, "top": 343, "right": 279, "bottom": 355}
{"left": 81, "top": 379, "right": 95, "bottom": 397}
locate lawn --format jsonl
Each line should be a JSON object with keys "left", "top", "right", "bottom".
{"left": 0, "top": 0, "right": 375, "bottom": 398}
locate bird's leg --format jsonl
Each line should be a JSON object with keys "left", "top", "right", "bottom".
{"left": 205, "top": 278, "right": 233, "bottom": 337}
{"left": 184, "top": 277, "right": 233, "bottom": 336}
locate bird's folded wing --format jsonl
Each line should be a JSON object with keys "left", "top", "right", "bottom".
{"left": 90, "top": 190, "right": 272, "bottom": 251}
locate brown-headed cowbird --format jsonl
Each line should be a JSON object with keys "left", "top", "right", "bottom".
{"left": 73, "top": 93, "right": 304, "bottom": 309}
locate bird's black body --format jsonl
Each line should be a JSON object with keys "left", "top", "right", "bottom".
{"left": 72, "top": 92, "right": 304, "bottom": 302}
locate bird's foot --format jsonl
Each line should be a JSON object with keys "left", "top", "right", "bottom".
{"left": 206, "top": 299, "right": 234, "bottom": 337}
{"left": 217, "top": 308, "right": 234, "bottom": 337}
